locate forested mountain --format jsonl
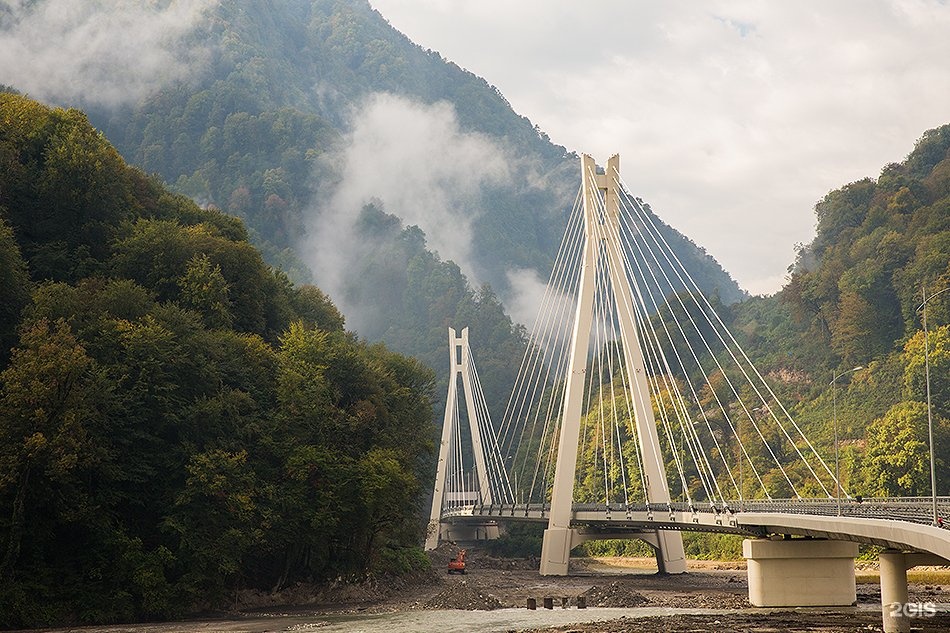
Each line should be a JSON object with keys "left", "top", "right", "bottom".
{"left": 726, "top": 125, "right": 950, "bottom": 499}
{"left": 73, "top": 0, "right": 744, "bottom": 409}
{"left": 0, "top": 93, "right": 437, "bottom": 626}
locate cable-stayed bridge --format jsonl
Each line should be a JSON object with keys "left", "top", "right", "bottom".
{"left": 425, "top": 154, "right": 948, "bottom": 632}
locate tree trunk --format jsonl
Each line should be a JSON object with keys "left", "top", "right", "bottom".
{"left": 0, "top": 467, "right": 31, "bottom": 582}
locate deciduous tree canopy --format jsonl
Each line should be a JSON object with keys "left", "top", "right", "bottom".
{"left": 0, "top": 93, "right": 435, "bottom": 627}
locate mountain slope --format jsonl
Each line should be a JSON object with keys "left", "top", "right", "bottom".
{"left": 727, "top": 124, "right": 950, "bottom": 498}
{"left": 76, "top": 0, "right": 744, "bottom": 392}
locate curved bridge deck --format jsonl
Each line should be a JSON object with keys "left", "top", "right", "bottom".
{"left": 441, "top": 497, "right": 950, "bottom": 560}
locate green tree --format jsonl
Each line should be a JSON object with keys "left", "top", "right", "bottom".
{"left": 0, "top": 319, "right": 104, "bottom": 586}
{"left": 164, "top": 449, "right": 263, "bottom": 601}
{"left": 0, "top": 216, "right": 31, "bottom": 361}
{"left": 177, "top": 253, "right": 233, "bottom": 328}
{"left": 862, "top": 402, "right": 938, "bottom": 496}
{"left": 903, "top": 325, "right": 950, "bottom": 419}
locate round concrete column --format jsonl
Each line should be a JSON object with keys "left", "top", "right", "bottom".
{"left": 879, "top": 550, "right": 909, "bottom": 633}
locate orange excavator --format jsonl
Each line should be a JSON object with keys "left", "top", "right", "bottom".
{"left": 447, "top": 549, "right": 467, "bottom": 574}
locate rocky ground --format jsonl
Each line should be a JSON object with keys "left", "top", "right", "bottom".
{"left": 26, "top": 546, "right": 950, "bottom": 632}
{"left": 225, "top": 544, "right": 950, "bottom": 631}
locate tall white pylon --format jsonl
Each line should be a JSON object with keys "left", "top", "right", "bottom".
{"left": 539, "top": 154, "right": 687, "bottom": 575}
{"left": 425, "top": 327, "right": 495, "bottom": 550}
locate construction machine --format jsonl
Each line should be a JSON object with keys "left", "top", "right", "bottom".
{"left": 447, "top": 549, "right": 467, "bottom": 574}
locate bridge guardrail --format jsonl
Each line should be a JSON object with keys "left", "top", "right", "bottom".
{"left": 442, "top": 497, "right": 950, "bottom": 530}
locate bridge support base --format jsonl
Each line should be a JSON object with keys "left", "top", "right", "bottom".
{"left": 743, "top": 538, "right": 858, "bottom": 607}
{"left": 880, "top": 550, "right": 910, "bottom": 633}
{"left": 539, "top": 527, "right": 575, "bottom": 576}
{"left": 540, "top": 528, "right": 687, "bottom": 576}
{"left": 639, "top": 530, "right": 688, "bottom": 574}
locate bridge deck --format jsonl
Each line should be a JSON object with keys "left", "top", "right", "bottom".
{"left": 441, "top": 498, "right": 950, "bottom": 560}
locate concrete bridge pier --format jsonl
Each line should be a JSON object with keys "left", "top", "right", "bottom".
{"left": 878, "top": 550, "right": 946, "bottom": 633}
{"left": 743, "top": 538, "right": 858, "bottom": 607}
{"left": 880, "top": 550, "right": 910, "bottom": 633}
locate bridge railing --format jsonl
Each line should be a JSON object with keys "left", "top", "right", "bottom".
{"left": 443, "top": 497, "right": 950, "bottom": 530}
{"left": 736, "top": 497, "right": 950, "bottom": 528}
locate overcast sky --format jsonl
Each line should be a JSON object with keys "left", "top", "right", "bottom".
{"left": 370, "top": 0, "right": 950, "bottom": 295}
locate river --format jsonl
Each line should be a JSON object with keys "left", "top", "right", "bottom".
{"left": 30, "top": 606, "right": 741, "bottom": 633}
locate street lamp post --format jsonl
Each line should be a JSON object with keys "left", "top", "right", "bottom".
{"left": 831, "top": 366, "right": 863, "bottom": 516}
{"left": 919, "top": 284, "right": 950, "bottom": 526}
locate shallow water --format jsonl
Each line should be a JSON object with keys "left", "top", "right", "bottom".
{"left": 290, "top": 607, "right": 718, "bottom": 633}
{"left": 33, "top": 606, "right": 729, "bottom": 633}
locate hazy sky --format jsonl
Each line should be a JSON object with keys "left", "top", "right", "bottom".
{"left": 370, "top": 0, "right": 950, "bottom": 295}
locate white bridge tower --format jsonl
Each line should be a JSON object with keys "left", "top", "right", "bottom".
{"left": 425, "top": 327, "right": 499, "bottom": 550}
{"left": 539, "top": 154, "right": 687, "bottom": 575}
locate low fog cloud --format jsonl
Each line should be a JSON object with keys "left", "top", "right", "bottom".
{"left": 301, "top": 92, "right": 511, "bottom": 330}
{"left": 0, "top": 0, "right": 217, "bottom": 107}
{"left": 372, "top": 0, "right": 950, "bottom": 295}
{"left": 507, "top": 267, "right": 571, "bottom": 336}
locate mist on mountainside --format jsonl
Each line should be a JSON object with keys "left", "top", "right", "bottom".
{"left": 301, "top": 92, "right": 510, "bottom": 330}
{"left": 0, "top": 0, "right": 217, "bottom": 107}
{"left": 0, "top": 0, "right": 746, "bottom": 414}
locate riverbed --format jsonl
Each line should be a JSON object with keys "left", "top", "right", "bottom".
{"left": 18, "top": 555, "right": 950, "bottom": 633}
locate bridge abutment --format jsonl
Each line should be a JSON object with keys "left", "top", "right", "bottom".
{"left": 438, "top": 521, "right": 501, "bottom": 545}
{"left": 743, "top": 538, "right": 858, "bottom": 607}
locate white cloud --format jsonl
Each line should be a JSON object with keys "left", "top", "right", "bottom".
{"left": 506, "top": 267, "right": 571, "bottom": 334}
{"left": 301, "top": 92, "right": 510, "bottom": 329}
{"left": 371, "top": 0, "right": 950, "bottom": 295}
{"left": 0, "top": 0, "right": 218, "bottom": 107}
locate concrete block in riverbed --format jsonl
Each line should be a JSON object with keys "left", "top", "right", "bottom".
{"left": 543, "top": 596, "right": 553, "bottom": 609}
{"left": 526, "top": 597, "right": 536, "bottom": 610}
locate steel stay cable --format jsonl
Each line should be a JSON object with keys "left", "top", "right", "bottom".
{"left": 618, "top": 186, "right": 827, "bottom": 498}
{"left": 506, "top": 196, "right": 585, "bottom": 500}
{"left": 616, "top": 188, "right": 828, "bottom": 484}
{"left": 595, "top": 241, "right": 618, "bottom": 504}
{"left": 610, "top": 202, "right": 732, "bottom": 505}
{"left": 628, "top": 273, "right": 703, "bottom": 505}
{"left": 614, "top": 207, "right": 733, "bottom": 486}
{"left": 585, "top": 165, "right": 690, "bottom": 507}
{"left": 498, "top": 185, "right": 583, "bottom": 443}
{"left": 605, "top": 287, "right": 631, "bottom": 507}
{"left": 499, "top": 189, "right": 584, "bottom": 450}
{"left": 607, "top": 213, "right": 722, "bottom": 505}
{"left": 468, "top": 346, "right": 513, "bottom": 502}
{"left": 616, "top": 201, "right": 777, "bottom": 500}
{"left": 615, "top": 351, "right": 651, "bottom": 504}
{"left": 615, "top": 191, "right": 789, "bottom": 499}
{"left": 525, "top": 222, "right": 586, "bottom": 503}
